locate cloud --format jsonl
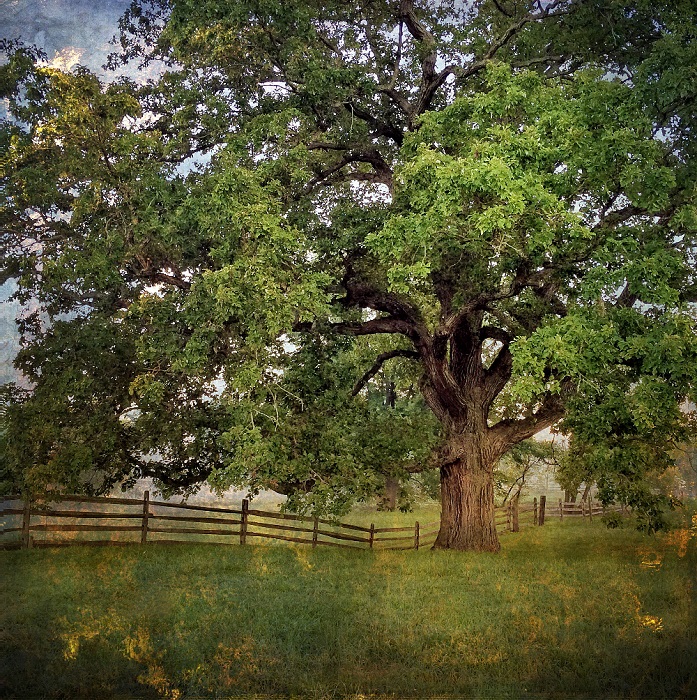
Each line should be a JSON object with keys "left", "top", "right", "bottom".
{"left": 41, "top": 46, "right": 85, "bottom": 71}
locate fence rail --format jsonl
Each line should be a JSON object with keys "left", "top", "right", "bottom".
{"left": 553, "top": 498, "right": 624, "bottom": 521}
{"left": 1, "top": 493, "right": 623, "bottom": 551}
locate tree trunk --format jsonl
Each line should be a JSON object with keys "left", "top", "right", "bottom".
{"left": 565, "top": 489, "right": 577, "bottom": 503}
{"left": 380, "top": 475, "right": 399, "bottom": 511}
{"left": 379, "top": 382, "right": 399, "bottom": 511}
{"left": 433, "top": 442, "right": 500, "bottom": 552}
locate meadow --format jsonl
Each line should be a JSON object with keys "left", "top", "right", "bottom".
{"left": 1, "top": 511, "right": 695, "bottom": 699}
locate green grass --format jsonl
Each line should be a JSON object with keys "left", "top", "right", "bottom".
{"left": 1, "top": 514, "right": 696, "bottom": 699}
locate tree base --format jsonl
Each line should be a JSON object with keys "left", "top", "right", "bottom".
{"left": 434, "top": 455, "right": 500, "bottom": 552}
{"left": 431, "top": 535, "right": 500, "bottom": 553}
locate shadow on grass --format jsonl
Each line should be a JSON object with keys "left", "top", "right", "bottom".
{"left": 1, "top": 520, "right": 696, "bottom": 699}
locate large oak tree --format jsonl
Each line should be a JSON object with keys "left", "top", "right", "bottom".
{"left": 1, "top": 0, "right": 695, "bottom": 550}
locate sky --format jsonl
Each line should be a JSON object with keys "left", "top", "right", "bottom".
{"left": 1, "top": 0, "right": 130, "bottom": 73}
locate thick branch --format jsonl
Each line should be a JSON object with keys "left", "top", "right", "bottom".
{"left": 483, "top": 344, "right": 513, "bottom": 408}
{"left": 414, "top": 64, "right": 459, "bottom": 116}
{"left": 333, "top": 317, "right": 420, "bottom": 340}
{"left": 343, "top": 278, "right": 423, "bottom": 329}
{"left": 398, "top": 0, "right": 437, "bottom": 48}
{"left": 351, "top": 348, "right": 420, "bottom": 396}
{"left": 130, "top": 253, "right": 191, "bottom": 291}
{"left": 593, "top": 204, "right": 646, "bottom": 230}
{"left": 481, "top": 326, "right": 514, "bottom": 407}
{"left": 415, "top": 1, "right": 571, "bottom": 113}
{"left": 306, "top": 141, "right": 358, "bottom": 151}
{"left": 615, "top": 283, "right": 638, "bottom": 309}
{"left": 302, "top": 148, "right": 394, "bottom": 194}
{"left": 292, "top": 310, "right": 421, "bottom": 342}
{"left": 146, "top": 271, "right": 191, "bottom": 291}
{"left": 491, "top": 0, "right": 513, "bottom": 17}
{"left": 386, "top": 20, "right": 404, "bottom": 89}
{"left": 481, "top": 325, "right": 512, "bottom": 345}
{"left": 491, "top": 380, "right": 573, "bottom": 445}
{"left": 398, "top": 0, "right": 439, "bottom": 118}
{"left": 343, "top": 101, "right": 404, "bottom": 146}
{"left": 378, "top": 86, "right": 414, "bottom": 117}
{"left": 515, "top": 50, "right": 566, "bottom": 66}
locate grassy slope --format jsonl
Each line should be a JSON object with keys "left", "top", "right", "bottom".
{"left": 1, "top": 517, "right": 696, "bottom": 700}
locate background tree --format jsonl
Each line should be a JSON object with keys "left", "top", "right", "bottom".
{"left": 673, "top": 442, "right": 697, "bottom": 499}
{"left": 554, "top": 442, "right": 591, "bottom": 504}
{"left": 495, "top": 439, "right": 556, "bottom": 507}
{"left": 1, "top": 1, "right": 695, "bottom": 551}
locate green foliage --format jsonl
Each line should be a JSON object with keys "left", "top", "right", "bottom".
{"left": 0, "top": 1, "right": 695, "bottom": 534}
{"left": 219, "top": 334, "right": 439, "bottom": 515}
{"left": 602, "top": 512, "right": 624, "bottom": 529}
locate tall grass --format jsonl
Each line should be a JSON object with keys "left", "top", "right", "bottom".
{"left": 1, "top": 513, "right": 695, "bottom": 699}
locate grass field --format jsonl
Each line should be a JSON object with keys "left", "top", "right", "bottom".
{"left": 1, "top": 511, "right": 696, "bottom": 699}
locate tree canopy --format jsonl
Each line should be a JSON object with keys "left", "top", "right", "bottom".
{"left": 1, "top": 0, "right": 695, "bottom": 550}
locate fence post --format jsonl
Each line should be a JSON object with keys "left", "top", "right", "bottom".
{"left": 240, "top": 498, "right": 249, "bottom": 545}
{"left": 312, "top": 517, "right": 319, "bottom": 548}
{"left": 559, "top": 499, "right": 563, "bottom": 521}
{"left": 140, "top": 490, "right": 150, "bottom": 544}
{"left": 512, "top": 497, "right": 519, "bottom": 533}
{"left": 414, "top": 521, "right": 420, "bottom": 550}
{"left": 588, "top": 496, "right": 593, "bottom": 522}
{"left": 533, "top": 497, "right": 538, "bottom": 525}
{"left": 506, "top": 501, "right": 512, "bottom": 531}
{"left": 22, "top": 496, "right": 32, "bottom": 549}
{"left": 581, "top": 499, "right": 586, "bottom": 520}
{"left": 369, "top": 523, "right": 375, "bottom": 549}
{"left": 539, "top": 495, "right": 546, "bottom": 526}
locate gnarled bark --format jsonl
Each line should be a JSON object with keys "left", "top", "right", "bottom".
{"left": 433, "top": 434, "right": 501, "bottom": 552}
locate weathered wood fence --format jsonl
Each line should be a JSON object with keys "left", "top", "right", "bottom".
{"left": 1, "top": 493, "right": 440, "bottom": 551}
{"left": 0, "top": 493, "right": 621, "bottom": 551}
{"left": 554, "top": 497, "right": 624, "bottom": 521}
{"left": 500, "top": 495, "right": 625, "bottom": 528}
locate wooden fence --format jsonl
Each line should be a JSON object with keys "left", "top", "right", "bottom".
{"left": 1, "top": 493, "right": 439, "bottom": 551}
{"left": 553, "top": 497, "right": 624, "bottom": 521}
{"left": 0, "top": 493, "right": 620, "bottom": 551}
